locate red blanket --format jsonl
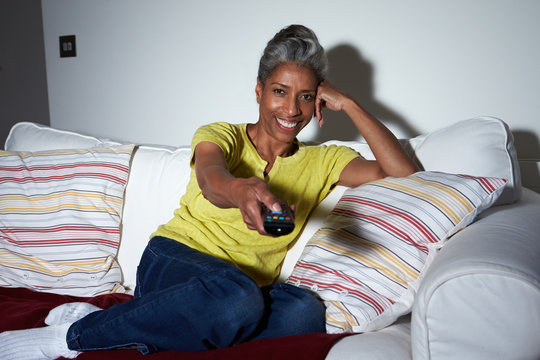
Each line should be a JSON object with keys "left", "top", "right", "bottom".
{"left": 0, "top": 287, "right": 347, "bottom": 360}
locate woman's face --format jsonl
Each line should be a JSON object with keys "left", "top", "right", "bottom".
{"left": 256, "top": 62, "right": 318, "bottom": 142}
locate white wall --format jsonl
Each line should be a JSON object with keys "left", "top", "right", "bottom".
{"left": 41, "top": 0, "right": 540, "bottom": 187}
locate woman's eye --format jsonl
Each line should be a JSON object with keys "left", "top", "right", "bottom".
{"left": 273, "top": 88, "right": 285, "bottom": 95}
{"left": 301, "top": 94, "right": 314, "bottom": 101}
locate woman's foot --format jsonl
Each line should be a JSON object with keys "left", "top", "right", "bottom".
{"left": 0, "top": 323, "right": 80, "bottom": 360}
{"left": 45, "top": 302, "right": 102, "bottom": 325}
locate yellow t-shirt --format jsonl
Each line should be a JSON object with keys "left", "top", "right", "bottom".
{"left": 152, "top": 122, "right": 359, "bottom": 285}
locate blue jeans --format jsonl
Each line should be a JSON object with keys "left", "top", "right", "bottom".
{"left": 66, "top": 236, "right": 325, "bottom": 354}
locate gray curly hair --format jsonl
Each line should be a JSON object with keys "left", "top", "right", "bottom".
{"left": 258, "top": 24, "right": 328, "bottom": 86}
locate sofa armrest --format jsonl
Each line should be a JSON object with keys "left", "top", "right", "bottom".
{"left": 411, "top": 188, "right": 540, "bottom": 360}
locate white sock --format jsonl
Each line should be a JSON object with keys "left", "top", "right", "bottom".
{"left": 45, "top": 302, "right": 102, "bottom": 325}
{"left": 0, "top": 323, "right": 80, "bottom": 360}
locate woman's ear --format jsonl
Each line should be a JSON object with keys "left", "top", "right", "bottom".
{"left": 255, "top": 78, "right": 263, "bottom": 104}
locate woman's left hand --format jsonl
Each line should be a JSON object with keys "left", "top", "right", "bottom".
{"left": 315, "top": 80, "right": 418, "bottom": 187}
{"left": 315, "top": 80, "right": 351, "bottom": 126}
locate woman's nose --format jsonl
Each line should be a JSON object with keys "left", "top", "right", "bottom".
{"left": 285, "top": 97, "right": 300, "bottom": 116}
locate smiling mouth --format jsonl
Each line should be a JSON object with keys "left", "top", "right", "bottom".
{"left": 276, "top": 117, "right": 299, "bottom": 130}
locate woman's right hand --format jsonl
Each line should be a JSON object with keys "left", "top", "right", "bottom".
{"left": 229, "top": 176, "right": 281, "bottom": 235}
{"left": 194, "top": 141, "right": 281, "bottom": 235}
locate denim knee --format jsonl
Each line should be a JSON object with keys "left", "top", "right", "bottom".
{"left": 186, "top": 268, "right": 265, "bottom": 349}
{"left": 273, "top": 284, "right": 326, "bottom": 333}
{"left": 135, "top": 237, "right": 236, "bottom": 298}
{"left": 252, "top": 283, "right": 326, "bottom": 341}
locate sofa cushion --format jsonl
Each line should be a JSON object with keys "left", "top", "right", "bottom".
{"left": 0, "top": 145, "right": 134, "bottom": 296}
{"left": 5, "top": 122, "right": 121, "bottom": 151}
{"left": 318, "top": 117, "right": 520, "bottom": 206}
{"left": 286, "top": 171, "right": 507, "bottom": 333}
{"left": 118, "top": 145, "right": 192, "bottom": 290}
{"left": 410, "top": 117, "right": 520, "bottom": 205}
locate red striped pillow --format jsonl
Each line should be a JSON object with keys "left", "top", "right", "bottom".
{"left": 287, "top": 171, "right": 506, "bottom": 333}
{"left": 0, "top": 145, "right": 134, "bottom": 296}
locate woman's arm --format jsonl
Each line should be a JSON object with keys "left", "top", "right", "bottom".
{"left": 315, "top": 81, "right": 418, "bottom": 188}
{"left": 193, "top": 141, "right": 280, "bottom": 234}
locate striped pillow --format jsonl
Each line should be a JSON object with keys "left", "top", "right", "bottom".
{"left": 0, "top": 145, "right": 134, "bottom": 296}
{"left": 286, "top": 171, "right": 507, "bottom": 333}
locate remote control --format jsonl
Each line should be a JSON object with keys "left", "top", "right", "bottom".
{"left": 262, "top": 202, "right": 295, "bottom": 236}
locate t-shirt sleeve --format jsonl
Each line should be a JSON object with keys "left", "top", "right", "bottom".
{"left": 320, "top": 144, "right": 362, "bottom": 190}
{"left": 190, "top": 122, "right": 239, "bottom": 167}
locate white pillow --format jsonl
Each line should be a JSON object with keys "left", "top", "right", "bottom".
{"left": 286, "top": 171, "right": 507, "bottom": 333}
{"left": 0, "top": 145, "right": 134, "bottom": 296}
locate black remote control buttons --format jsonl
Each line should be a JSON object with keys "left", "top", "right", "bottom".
{"left": 262, "top": 203, "right": 295, "bottom": 236}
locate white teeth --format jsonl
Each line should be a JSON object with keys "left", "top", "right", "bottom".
{"left": 277, "top": 118, "right": 297, "bottom": 128}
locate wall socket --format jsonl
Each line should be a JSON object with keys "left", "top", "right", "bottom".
{"left": 59, "top": 35, "right": 77, "bottom": 58}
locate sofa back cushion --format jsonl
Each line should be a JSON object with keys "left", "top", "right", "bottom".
{"left": 118, "top": 145, "right": 191, "bottom": 289}
{"left": 5, "top": 122, "right": 121, "bottom": 150}
{"left": 410, "top": 116, "right": 521, "bottom": 205}
{"left": 319, "top": 117, "right": 520, "bottom": 206}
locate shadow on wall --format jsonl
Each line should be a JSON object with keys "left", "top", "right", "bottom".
{"left": 512, "top": 130, "right": 540, "bottom": 193}
{"left": 312, "top": 44, "right": 420, "bottom": 143}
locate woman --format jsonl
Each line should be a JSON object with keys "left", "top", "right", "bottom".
{"left": 0, "top": 24, "right": 417, "bottom": 359}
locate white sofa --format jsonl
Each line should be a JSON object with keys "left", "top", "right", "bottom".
{"left": 4, "top": 117, "right": 540, "bottom": 359}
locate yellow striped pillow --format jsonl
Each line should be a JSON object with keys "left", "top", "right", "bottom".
{"left": 287, "top": 171, "right": 506, "bottom": 333}
{"left": 0, "top": 145, "right": 134, "bottom": 296}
